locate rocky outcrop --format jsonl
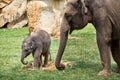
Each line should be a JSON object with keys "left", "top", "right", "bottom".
{"left": 0, "top": 0, "right": 13, "bottom": 9}
{"left": 7, "top": 13, "right": 28, "bottom": 28}
{"left": 0, "top": 0, "right": 27, "bottom": 28}
{"left": 52, "top": 0, "right": 65, "bottom": 36}
{"left": 0, "top": 0, "right": 66, "bottom": 36}
{"left": 27, "top": 0, "right": 65, "bottom": 36}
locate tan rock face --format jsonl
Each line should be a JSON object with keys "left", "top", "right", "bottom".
{"left": 7, "top": 14, "right": 28, "bottom": 28}
{"left": 0, "top": 0, "right": 27, "bottom": 27}
{"left": 27, "top": 1, "right": 44, "bottom": 33}
{"left": 0, "top": 0, "right": 13, "bottom": 9}
{"left": 27, "top": 0, "right": 55, "bottom": 34}
{"left": 51, "top": 0, "right": 65, "bottom": 37}
{"left": 27, "top": 0, "right": 65, "bottom": 36}
{"left": 0, "top": 0, "right": 65, "bottom": 37}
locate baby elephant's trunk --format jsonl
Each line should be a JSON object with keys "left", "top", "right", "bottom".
{"left": 21, "top": 57, "right": 28, "bottom": 65}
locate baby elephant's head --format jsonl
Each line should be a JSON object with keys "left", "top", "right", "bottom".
{"left": 21, "top": 38, "right": 36, "bottom": 65}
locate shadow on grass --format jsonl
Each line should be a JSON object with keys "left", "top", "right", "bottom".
{"left": 71, "top": 61, "right": 98, "bottom": 68}
{"left": 67, "top": 60, "right": 101, "bottom": 73}
{"left": 68, "top": 61, "right": 120, "bottom": 75}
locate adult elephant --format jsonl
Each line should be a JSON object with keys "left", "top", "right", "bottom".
{"left": 55, "top": 0, "right": 120, "bottom": 76}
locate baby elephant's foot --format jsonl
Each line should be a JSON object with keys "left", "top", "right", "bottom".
{"left": 32, "top": 66, "right": 42, "bottom": 70}
{"left": 98, "top": 69, "right": 112, "bottom": 76}
{"left": 42, "top": 64, "right": 48, "bottom": 67}
{"left": 33, "top": 67, "right": 39, "bottom": 70}
{"left": 116, "top": 67, "right": 120, "bottom": 73}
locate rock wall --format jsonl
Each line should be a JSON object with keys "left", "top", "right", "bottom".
{"left": 0, "top": 0, "right": 66, "bottom": 36}
{"left": 27, "top": 0, "right": 65, "bottom": 36}
{"left": 27, "top": 0, "right": 54, "bottom": 34}
{"left": 0, "top": 0, "right": 27, "bottom": 28}
{"left": 52, "top": 0, "right": 65, "bottom": 36}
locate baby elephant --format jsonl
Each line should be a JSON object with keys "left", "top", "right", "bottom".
{"left": 21, "top": 29, "right": 51, "bottom": 69}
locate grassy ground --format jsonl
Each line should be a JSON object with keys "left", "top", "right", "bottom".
{"left": 0, "top": 24, "right": 120, "bottom": 80}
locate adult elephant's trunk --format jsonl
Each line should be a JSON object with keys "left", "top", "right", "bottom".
{"left": 55, "top": 17, "right": 70, "bottom": 70}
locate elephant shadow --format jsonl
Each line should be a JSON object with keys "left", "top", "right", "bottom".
{"left": 68, "top": 61, "right": 101, "bottom": 72}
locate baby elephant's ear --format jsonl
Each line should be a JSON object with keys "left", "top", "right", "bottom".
{"left": 31, "top": 41, "right": 36, "bottom": 49}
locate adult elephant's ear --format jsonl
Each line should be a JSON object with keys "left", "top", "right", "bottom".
{"left": 81, "top": 0, "right": 88, "bottom": 17}
{"left": 69, "top": 21, "right": 74, "bottom": 34}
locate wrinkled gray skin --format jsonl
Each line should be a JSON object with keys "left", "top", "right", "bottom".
{"left": 21, "top": 30, "right": 51, "bottom": 69}
{"left": 55, "top": 0, "right": 120, "bottom": 75}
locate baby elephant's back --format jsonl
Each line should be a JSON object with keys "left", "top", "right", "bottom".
{"left": 35, "top": 30, "right": 51, "bottom": 53}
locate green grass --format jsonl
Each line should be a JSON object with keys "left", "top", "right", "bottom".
{"left": 0, "top": 24, "right": 120, "bottom": 80}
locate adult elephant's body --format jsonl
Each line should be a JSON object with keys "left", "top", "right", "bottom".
{"left": 55, "top": 0, "right": 120, "bottom": 76}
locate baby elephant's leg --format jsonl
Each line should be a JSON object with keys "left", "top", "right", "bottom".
{"left": 33, "top": 52, "right": 42, "bottom": 69}
{"left": 43, "top": 52, "right": 49, "bottom": 67}
{"left": 49, "top": 52, "right": 52, "bottom": 61}
{"left": 33, "top": 56, "right": 41, "bottom": 69}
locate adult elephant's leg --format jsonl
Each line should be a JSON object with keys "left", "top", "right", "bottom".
{"left": 111, "top": 40, "right": 120, "bottom": 73}
{"left": 97, "top": 31, "right": 112, "bottom": 76}
{"left": 93, "top": 14, "right": 112, "bottom": 75}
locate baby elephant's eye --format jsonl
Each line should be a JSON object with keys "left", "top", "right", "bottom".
{"left": 27, "top": 47, "right": 31, "bottom": 50}
{"left": 25, "top": 49, "right": 28, "bottom": 52}
{"left": 30, "top": 46, "right": 33, "bottom": 49}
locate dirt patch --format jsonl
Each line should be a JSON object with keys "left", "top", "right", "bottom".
{"left": 68, "top": 36, "right": 80, "bottom": 39}
{"left": 22, "top": 61, "right": 73, "bottom": 71}
{"left": 51, "top": 36, "right": 79, "bottom": 40}
{"left": 42, "top": 61, "right": 56, "bottom": 70}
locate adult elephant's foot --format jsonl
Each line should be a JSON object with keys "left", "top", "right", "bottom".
{"left": 56, "top": 63, "right": 65, "bottom": 70}
{"left": 98, "top": 69, "right": 112, "bottom": 76}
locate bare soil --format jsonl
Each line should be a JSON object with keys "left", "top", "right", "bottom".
{"left": 22, "top": 61, "right": 73, "bottom": 71}
{"left": 51, "top": 36, "right": 79, "bottom": 40}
